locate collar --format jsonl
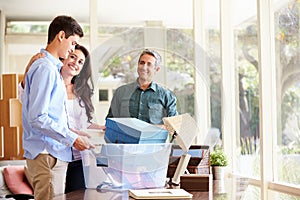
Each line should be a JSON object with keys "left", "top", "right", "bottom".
{"left": 134, "top": 79, "right": 157, "bottom": 92}
{"left": 40, "top": 48, "right": 64, "bottom": 71}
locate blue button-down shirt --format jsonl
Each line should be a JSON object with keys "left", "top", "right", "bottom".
{"left": 22, "top": 49, "right": 77, "bottom": 162}
{"left": 106, "top": 80, "right": 178, "bottom": 124}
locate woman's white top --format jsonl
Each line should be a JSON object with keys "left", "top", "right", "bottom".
{"left": 66, "top": 98, "right": 91, "bottom": 131}
{"left": 66, "top": 98, "right": 91, "bottom": 160}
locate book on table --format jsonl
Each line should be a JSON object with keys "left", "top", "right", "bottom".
{"left": 163, "top": 113, "right": 199, "bottom": 152}
{"left": 128, "top": 188, "right": 193, "bottom": 199}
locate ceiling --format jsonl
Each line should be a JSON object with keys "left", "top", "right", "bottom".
{"left": 0, "top": 0, "right": 194, "bottom": 28}
{"left": 0, "top": 0, "right": 289, "bottom": 29}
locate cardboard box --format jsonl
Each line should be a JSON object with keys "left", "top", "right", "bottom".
{"left": 105, "top": 118, "right": 168, "bottom": 144}
{"left": 167, "top": 145, "right": 210, "bottom": 178}
{"left": 180, "top": 174, "right": 212, "bottom": 191}
{"left": 81, "top": 143, "right": 172, "bottom": 190}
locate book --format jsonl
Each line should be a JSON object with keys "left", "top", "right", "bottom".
{"left": 128, "top": 188, "right": 193, "bottom": 199}
{"left": 163, "top": 113, "right": 199, "bottom": 152}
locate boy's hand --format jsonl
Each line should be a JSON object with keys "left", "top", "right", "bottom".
{"left": 73, "top": 136, "right": 95, "bottom": 151}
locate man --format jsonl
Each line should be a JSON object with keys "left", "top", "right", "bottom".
{"left": 22, "top": 15, "right": 94, "bottom": 200}
{"left": 106, "top": 49, "right": 178, "bottom": 125}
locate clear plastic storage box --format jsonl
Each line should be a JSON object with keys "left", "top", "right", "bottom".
{"left": 81, "top": 143, "right": 172, "bottom": 191}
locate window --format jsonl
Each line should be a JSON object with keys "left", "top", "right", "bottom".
{"left": 275, "top": 0, "right": 300, "bottom": 186}
{"left": 99, "top": 89, "right": 108, "bottom": 101}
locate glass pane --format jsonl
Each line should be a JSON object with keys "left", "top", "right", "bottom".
{"left": 166, "top": 29, "right": 195, "bottom": 116}
{"left": 7, "top": 21, "right": 49, "bottom": 34}
{"left": 7, "top": 21, "right": 89, "bottom": 34}
{"left": 269, "top": 190, "right": 300, "bottom": 200}
{"left": 243, "top": 185, "right": 260, "bottom": 200}
{"left": 234, "top": 0, "right": 260, "bottom": 178}
{"left": 275, "top": 0, "right": 300, "bottom": 186}
{"left": 213, "top": 178, "right": 259, "bottom": 200}
{"left": 205, "top": 0, "right": 222, "bottom": 133}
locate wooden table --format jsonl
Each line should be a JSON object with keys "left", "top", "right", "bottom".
{"left": 52, "top": 188, "right": 211, "bottom": 200}
{"left": 53, "top": 177, "right": 249, "bottom": 200}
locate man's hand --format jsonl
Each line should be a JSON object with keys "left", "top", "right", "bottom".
{"left": 73, "top": 136, "right": 95, "bottom": 151}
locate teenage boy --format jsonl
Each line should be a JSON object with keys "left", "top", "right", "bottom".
{"left": 22, "top": 15, "right": 94, "bottom": 200}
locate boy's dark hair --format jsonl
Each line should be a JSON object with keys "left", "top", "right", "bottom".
{"left": 47, "top": 15, "right": 84, "bottom": 44}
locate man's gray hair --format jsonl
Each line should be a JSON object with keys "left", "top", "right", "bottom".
{"left": 139, "top": 49, "right": 162, "bottom": 66}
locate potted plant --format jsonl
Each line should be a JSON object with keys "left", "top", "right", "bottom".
{"left": 210, "top": 148, "right": 228, "bottom": 180}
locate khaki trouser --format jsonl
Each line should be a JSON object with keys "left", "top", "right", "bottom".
{"left": 26, "top": 154, "right": 68, "bottom": 200}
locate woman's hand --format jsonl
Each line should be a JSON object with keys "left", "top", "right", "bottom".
{"left": 21, "top": 52, "right": 45, "bottom": 88}
{"left": 88, "top": 124, "right": 106, "bottom": 130}
{"left": 70, "top": 128, "right": 91, "bottom": 138}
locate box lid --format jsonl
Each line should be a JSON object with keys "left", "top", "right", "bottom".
{"left": 105, "top": 118, "right": 168, "bottom": 140}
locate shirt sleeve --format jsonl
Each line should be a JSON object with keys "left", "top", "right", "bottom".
{"left": 106, "top": 89, "right": 120, "bottom": 118}
{"left": 26, "top": 63, "right": 77, "bottom": 145}
{"left": 166, "top": 91, "right": 178, "bottom": 117}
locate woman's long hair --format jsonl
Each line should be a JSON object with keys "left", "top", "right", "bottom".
{"left": 71, "top": 44, "right": 95, "bottom": 123}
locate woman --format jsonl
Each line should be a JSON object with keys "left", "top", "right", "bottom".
{"left": 20, "top": 44, "right": 105, "bottom": 193}
{"left": 60, "top": 44, "right": 105, "bottom": 193}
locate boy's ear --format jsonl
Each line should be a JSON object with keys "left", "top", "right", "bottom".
{"left": 57, "top": 31, "right": 65, "bottom": 42}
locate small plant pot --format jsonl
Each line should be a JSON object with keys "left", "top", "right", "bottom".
{"left": 212, "top": 166, "right": 225, "bottom": 180}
